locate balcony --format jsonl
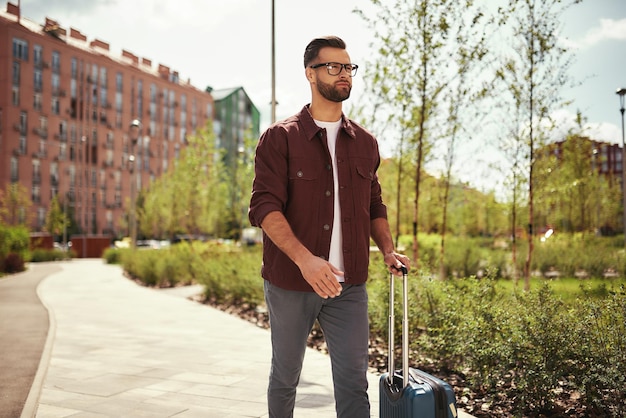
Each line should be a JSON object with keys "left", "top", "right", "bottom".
{"left": 54, "top": 132, "right": 68, "bottom": 142}
{"left": 32, "top": 127, "right": 48, "bottom": 139}
{"left": 13, "top": 123, "right": 26, "bottom": 135}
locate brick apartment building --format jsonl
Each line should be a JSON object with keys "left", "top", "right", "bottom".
{"left": 547, "top": 137, "right": 623, "bottom": 180}
{"left": 0, "top": 3, "right": 220, "bottom": 239}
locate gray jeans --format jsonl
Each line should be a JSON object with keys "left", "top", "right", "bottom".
{"left": 264, "top": 280, "right": 370, "bottom": 418}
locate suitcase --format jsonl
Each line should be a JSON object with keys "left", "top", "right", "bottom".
{"left": 379, "top": 266, "right": 458, "bottom": 418}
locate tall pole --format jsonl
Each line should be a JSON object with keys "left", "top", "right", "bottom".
{"left": 271, "top": 0, "right": 277, "bottom": 124}
{"left": 81, "top": 135, "right": 87, "bottom": 258}
{"left": 617, "top": 88, "right": 626, "bottom": 247}
{"left": 129, "top": 119, "right": 141, "bottom": 248}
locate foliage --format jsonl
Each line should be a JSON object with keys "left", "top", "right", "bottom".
{"left": 138, "top": 121, "right": 256, "bottom": 241}
{"left": 0, "top": 224, "right": 30, "bottom": 273}
{"left": 0, "top": 183, "right": 34, "bottom": 226}
{"left": 356, "top": 0, "right": 493, "bottom": 266}
{"left": 117, "top": 237, "right": 625, "bottom": 415}
{"left": 366, "top": 265, "right": 626, "bottom": 415}
{"left": 102, "top": 247, "right": 127, "bottom": 265}
{"left": 30, "top": 248, "right": 72, "bottom": 262}
{"left": 3, "top": 253, "right": 25, "bottom": 274}
{"left": 44, "top": 194, "right": 69, "bottom": 238}
{"left": 113, "top": 241, "right": 264, "bottom": 305}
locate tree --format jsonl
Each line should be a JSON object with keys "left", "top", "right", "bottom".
{"left": 356, "top": 0, "right": 487, "bottom": 269}
{"left": 44, "top": 194, "right": 68, "bottom": 238}
{"left": 494, "top": 0, "right": 580, "bottom": 290}
{"left": 436, "top": 3, "right": 491, "bottom": 279}
{"left": 139, "top": 122, "right": 229, "bottom": 239}
{"left": 0, "top": 183, "right": 34, "bottom": 227}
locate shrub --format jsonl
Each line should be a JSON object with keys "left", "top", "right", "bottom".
{"left": 3, "top": 253, "right": 25, "bottom": 273}
{"left": 30, "top": 248, "right": 71, "bottom": 262}
{"left": 111, "top": 236, "right": 626, "bottom": 416}
{"left": 0, "top": 225, "right": 30, "bottom": 273}
{"left": 103, "top": 247, "right": 126, "bottom": 264}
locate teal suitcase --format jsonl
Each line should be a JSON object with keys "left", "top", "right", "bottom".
{"left": 379, "top": 266, "right": 458, "bottom": 418}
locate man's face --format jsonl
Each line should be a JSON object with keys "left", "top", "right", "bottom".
{"left": 310, "top": 47, "right": 353, "bottom": 103}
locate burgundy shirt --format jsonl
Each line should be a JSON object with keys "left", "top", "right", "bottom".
{"left": 248, "top": 105, "right": 388, "bottom": 292}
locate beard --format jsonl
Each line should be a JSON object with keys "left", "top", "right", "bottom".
{"left": 316, "top": 78, "right": 351, "bottom": 102}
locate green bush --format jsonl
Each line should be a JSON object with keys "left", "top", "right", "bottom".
{"left": 30, "top": 248, "right": 72, "bottom": 262}
{"left": 0, "top": 225, "right": 30, "bottom": 273}
{"left": 103, "top": 247, "right": 127, "bottom": 264}
{"left": 3, "top": 253, "right": 25, "bottom": 273}
{"left": 112, "top": 237, "right": 626, "bottom": 415}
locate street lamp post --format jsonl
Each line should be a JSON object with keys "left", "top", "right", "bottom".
{"left": 129, "top": 119, "right": 141, "bottom": 248}
{"left": 617, "top": 88, "right": 626, "bottom": 247}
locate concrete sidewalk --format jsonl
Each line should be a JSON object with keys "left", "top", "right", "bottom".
{"left": 5, "top": 259, "right": 474, "bottom": 417}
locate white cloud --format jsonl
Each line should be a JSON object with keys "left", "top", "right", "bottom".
{"left": 547, "top": 108, "right": 622, "bottom": 144}
{"left": 567, "top": 18, "right": 626, "bottom": 49}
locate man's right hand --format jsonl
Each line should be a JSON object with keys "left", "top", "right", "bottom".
{"left": 298, "top": 255, "right": 343, "bottom": 299}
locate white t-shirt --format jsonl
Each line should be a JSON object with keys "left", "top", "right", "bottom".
{"left": 314, "top": 119, "right": 344, "bottom": 282}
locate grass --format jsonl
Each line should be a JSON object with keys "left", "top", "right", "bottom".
{"left": 496, "top": 276, "right": 626, "bottom": 303}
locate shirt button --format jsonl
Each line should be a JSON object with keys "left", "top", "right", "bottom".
{"left": 323, "top": 224, "right": 330, "bottom": 231}
{"left": 326, "top": 164, "right": 331, "bottom": 170}
{"left": 325, "top": 190, "right": 331, "bottom": 197}
{"left": 297, "top": 170, "right": 303, "bottom": 177}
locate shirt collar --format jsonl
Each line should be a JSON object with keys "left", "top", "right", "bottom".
{"left": 299, "top": 105, "right": 356, "bottom": 140}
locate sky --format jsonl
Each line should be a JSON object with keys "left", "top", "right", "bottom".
{"left": 16, "top": 0, "right": 626, "bottom": 191}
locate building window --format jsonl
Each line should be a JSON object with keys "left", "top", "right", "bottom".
{"left": 19, "top": 136, "right": 26, "bottom": 155}
{"left": 59, "top": 143, "right": 67, "bottom": 160}
{"left": 20, "top": 111, "right": 27, "bottom": 134}
{"left": 100, "top": 87, "right": 108, "bottom": 108}
{"left": 12, "top": 86, "right": 19, "bottom": 106}
{"left": 33, "top": 159, "right": 41, "bottom": 180}
{"left": 11, "top": 157, "right": 19, "bottom": 182}
{"left": 32, "top": 185, "right": 41, "bottom": 204}
{"left": 34, "top": 69, "right": 43, "bottom": 92}
{"left": 52, "top": 97, "right": 60, "bottom": 115}
{"left": 34, "top": 45, "right": 42, "bottom": 67}
{"left": 99, "top": 66, "right": 107, "bottom": 87}
{"left": 71, "top": 58, "right": 77, "bottom": 79}
{"left": 39, "top": 115, "right": 48, "bottom": 132}
{"left": 116, "top": 72, "right": 123, "bottom": 92}
{"left": 137, "top": 79, "right": 143, "bottom": 117}
{"left": 37, "top": 208, "right": 45, "bottom": 229}
{"left": 12, "top": 38, "right": 28, "bottom": 60}
{"left": 34, "top": 93, "right": 42, "bottom": 111}
{"left": 116, "top": 92, "right": 123, "bottom": 112}
{"left": 12, "top": 61, "right": 20, "bottom": 85}
{"left": 52, "top": 73, "right": 60, "bottom": 94}
{"left": 52, "top": 51, "right": 60, "bottom": 73}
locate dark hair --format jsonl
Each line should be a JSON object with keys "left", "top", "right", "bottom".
{"left": 303, "top": 36, "right": 346, "bottom": 68}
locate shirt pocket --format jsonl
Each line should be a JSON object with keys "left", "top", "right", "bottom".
{"left": 287, "top": 158, "right": 322, "bottom": 206}
{"left": 288, "top": 158, "right": 320, "bottom": 181}
{"left": 354, "top": 164, "right": 374, "bottom": 208}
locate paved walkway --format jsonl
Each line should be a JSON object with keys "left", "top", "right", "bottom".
{"left": 3, "top": 259, "right": 473, "bottom": 417}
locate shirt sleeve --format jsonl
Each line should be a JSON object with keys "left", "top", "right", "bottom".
{"left": 248, "top": 126, "right": 289, "bottom": 228}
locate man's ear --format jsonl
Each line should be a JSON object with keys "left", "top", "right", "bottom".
{"left": 306, "top": 67, "right": 315, "bottom": 82}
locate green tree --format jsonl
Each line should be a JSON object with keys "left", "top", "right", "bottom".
{"left": 356, "top": 0, "right": 487, "bottom": 269}
{"left": 44, "top": 194, "right": 68, "bottom": 238}
{"left": 0, "top": 183, "right": 33, "bottom": 227}
{"left": 495, "top": 0, "right": 581, "bottom": 290}
{"left": 139, "top": 122, "right": 228, "bottom": 239}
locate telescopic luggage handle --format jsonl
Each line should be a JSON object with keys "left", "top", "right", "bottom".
{"left": 387, "top": 265, "right": 409, "bottom": 389}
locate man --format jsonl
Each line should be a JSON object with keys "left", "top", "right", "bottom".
{"left": 248, "top": 36, "right": 410, "bottom": 418}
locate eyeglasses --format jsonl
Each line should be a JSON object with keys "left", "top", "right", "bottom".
{"left": 310, "top": 62, "right": 359, "bottom": 77}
